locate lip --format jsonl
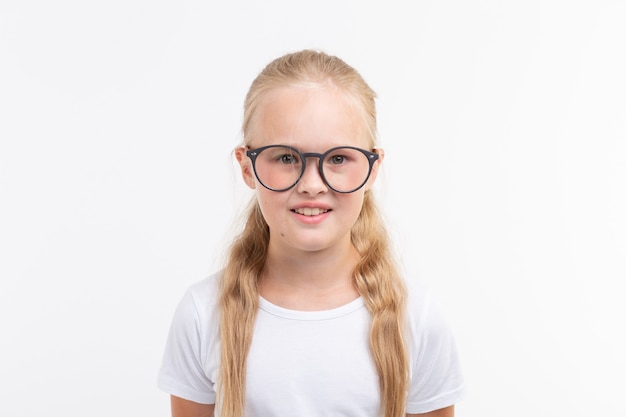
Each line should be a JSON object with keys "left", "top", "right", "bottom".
{"left": 290, "top": 204, "right": 332, "bottom": 224}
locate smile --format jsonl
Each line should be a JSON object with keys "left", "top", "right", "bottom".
{"left": 293, "top": 208, "right": 329, "bottom": 216}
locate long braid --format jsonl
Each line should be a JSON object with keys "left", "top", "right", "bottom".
{"left": 353, "top": 193, "right": 409, "bottom": 417}
{"left": 218, "top": 202, "right": 268, "bottom": 417}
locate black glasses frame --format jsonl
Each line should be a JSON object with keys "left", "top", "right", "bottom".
{"left": 246, "top": 144, "right": 379, "bottom": 193}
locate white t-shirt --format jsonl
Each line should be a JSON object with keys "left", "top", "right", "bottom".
{"left": 157, "top": 272, "right": 465, "bottom": 415}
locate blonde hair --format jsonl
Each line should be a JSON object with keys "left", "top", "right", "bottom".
{"left": 218, "top": 50, "right": 408, "bottom": 417}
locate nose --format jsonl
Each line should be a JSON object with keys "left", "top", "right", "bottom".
{"left": 296, "top": 157, "right": 328, "bottom": 194}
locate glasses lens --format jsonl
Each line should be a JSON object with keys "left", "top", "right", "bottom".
{"left": 253, "top": 146, "right": 303, "bottom": 191}
{"left": 322, "top": 147, "right": 372, "bottom": 192}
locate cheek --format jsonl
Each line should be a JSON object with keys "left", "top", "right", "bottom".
{"left": 255, "top": 191, "right": 287, "bottom": 225}
{"left": 341, "top": 193, "right": 366, "bottom": 222}
{"left": 256, "top": 193, "right": 272, "bottom": 217}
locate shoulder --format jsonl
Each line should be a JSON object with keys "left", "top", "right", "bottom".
{"left": 403, "top": 277, "right": 466, "bottom": 412}
{"left": 184, "top": 271, "right": 221, "bottom": 307}
{"left": 404, "top": 277, "right": 435, "bottom": 324}
{"left": 403, "top": 277, "right": 456, "bottom": 351}
{"left": 158, "top": 272, "right": 222, "bottom": 403}
{"left": 169, "top": 272, "right": 222, "bottom": 334}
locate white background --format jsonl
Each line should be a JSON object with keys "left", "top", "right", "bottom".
{"left": 1, "top": 1, "right": 625, "bottom": 416}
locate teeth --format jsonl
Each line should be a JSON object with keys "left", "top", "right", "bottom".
{"left": 295, "top": 207, "right": 328, "bottom": 216}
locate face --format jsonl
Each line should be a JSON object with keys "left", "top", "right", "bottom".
{"left": 236, "top": 85, "right": 383, "bottom": 256}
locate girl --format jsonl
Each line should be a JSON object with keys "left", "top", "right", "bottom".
{"left": 158, "top": 49, "right": 465, "bottom": 417}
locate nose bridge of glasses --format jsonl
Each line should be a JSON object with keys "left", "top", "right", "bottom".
{"left": 301, "top": 152, "right": 325, "bottom": 173}
{"left": 297, "top": 152, "right": 327, "bottom": 191}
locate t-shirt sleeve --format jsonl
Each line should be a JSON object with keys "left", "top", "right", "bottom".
{"left": 405, "top": 289, "right": 466, "bottom": 414}
{"left": 157, "top": 287, "right": 217, "bottom": 404}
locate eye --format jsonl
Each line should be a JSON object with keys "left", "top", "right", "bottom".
{"left": 328, "top": 154, "right": 347, "bottom": 165}
{"left": 278, "top": 153, "right": 299, "bottom": 164}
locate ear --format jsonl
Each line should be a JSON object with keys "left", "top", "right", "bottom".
{"left": 235, "top": 147, "right": 257, "bottom": 189}
{"left": 364, "top": 147, "right": 384, "bottom": 190}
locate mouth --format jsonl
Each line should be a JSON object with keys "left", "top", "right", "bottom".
{"left": 292, "top": 207, "right": 330, "bottom": 216}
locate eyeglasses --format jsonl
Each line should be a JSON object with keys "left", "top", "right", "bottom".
{"left": 246, "top": 145, "right": 379, "bottom": 193}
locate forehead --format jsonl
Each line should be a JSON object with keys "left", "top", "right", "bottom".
{"left": 249, "top": 85, "right": 371, "bottom": 150}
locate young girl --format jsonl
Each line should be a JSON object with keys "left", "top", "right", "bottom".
{"left": 158, "top": 49, "right": 465, "bottom": 417}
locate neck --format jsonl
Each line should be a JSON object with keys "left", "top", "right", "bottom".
{"left": 260, "top": 243, "right": 361, "bottom": 311}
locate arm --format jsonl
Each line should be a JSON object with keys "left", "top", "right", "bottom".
{"left": 171, "top": 395, "right": 215, "bottom": 417}
{"left": 407, "top": 405, "right": 454, "bottom": 417}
